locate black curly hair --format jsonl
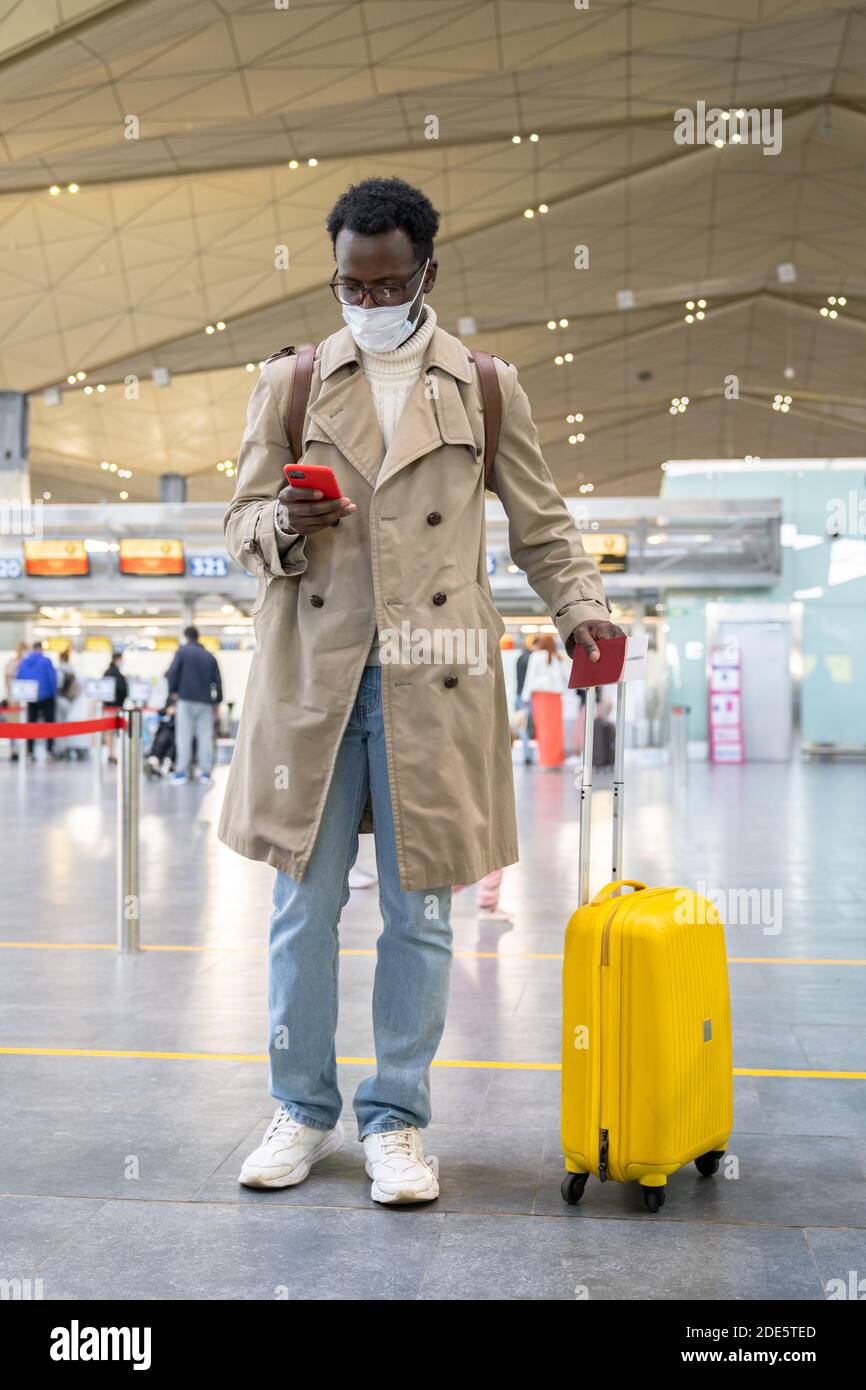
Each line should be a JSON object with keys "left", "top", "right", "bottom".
{"left": 326, "top": 177, "right": 440, "bottom": 262}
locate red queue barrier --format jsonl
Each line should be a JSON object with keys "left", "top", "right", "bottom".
{"left": 1, "top": 708, "right": 142, "bottom": 952}
{"left": 0, "top": 716, "right": 124, "bottom": 738}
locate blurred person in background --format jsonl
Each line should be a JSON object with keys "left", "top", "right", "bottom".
{"left": 166, "top": 627, "right": 223, "bottom": 786}
{"left": 102, "top": 651, "right": 128, "bottom": 765}
{"left": 16, "top": 640, "right": 58, "bottom": 761}
{"left": 55, "top": 649, "right": 89, "bottom": 762}
{"left": 521, "top": 633, "right": 569, "bottom": 768}
{"left": 3, "top": 641, "right": 29, "bottom": 762}
{"left": 514, "top": 633, "right": 537, "bottom": 763}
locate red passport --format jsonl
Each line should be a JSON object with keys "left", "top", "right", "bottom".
{"left": 568, "top": 634, "right": 627, "bottom": 689}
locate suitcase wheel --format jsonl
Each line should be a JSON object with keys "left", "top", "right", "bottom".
{"left": 561, "top": 1173, "right": 589, "bottom": 1205}
{"left": 695, "top": 1150, "right": 725, "bottom": 1178}
{"left": 642, "top": 1186, "right": 665, "bottom": 1213}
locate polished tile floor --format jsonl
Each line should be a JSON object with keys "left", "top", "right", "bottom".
{"left": 1, "top": 751, "right": 864, "bottom": 1300}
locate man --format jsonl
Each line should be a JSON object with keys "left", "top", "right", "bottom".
{"left": 165, "top": 626, "right": 223, "bottom": 785}
{"left": 102, "top": 650, "right": 128, "bottom": 765}
{"left": 219, "top": 177, "right": 623, "bottom": 1204}
{"left": 16, "top": 640, "right": 58, "bottom": 760}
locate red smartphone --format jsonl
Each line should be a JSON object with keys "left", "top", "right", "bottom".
{"left": 283, "top": 463, "right": 342, "bottom": 501}
{"left": 568, "top": 634, "right": 627, "bottom": 689}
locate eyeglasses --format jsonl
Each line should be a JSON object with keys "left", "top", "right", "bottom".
{"left": 330, "top": 259, "right": 427, "bottom": 307}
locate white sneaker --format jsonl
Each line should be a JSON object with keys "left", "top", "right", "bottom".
{"left": 238, "top": 1108, "right": 344, "bottom": 1189}
{"left": 363, "top": 1126, "right": 439, "bottom": 1204}
{"left": 348, "top": 865, "right": 377, "bottom": 889}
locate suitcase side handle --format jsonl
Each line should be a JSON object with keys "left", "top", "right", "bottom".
{"left": 591, "top": 879, "right": 646, "bottom": 904}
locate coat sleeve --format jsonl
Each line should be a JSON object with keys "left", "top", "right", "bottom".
{"left": 224, "top": 364, "right": 308, "bottom": 580}
{"left": 488, "top": 362, "right": 611, "bottom": 647}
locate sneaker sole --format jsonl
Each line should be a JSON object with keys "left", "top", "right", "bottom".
{"left": 239, "top": 1120, "right": 345, "bottom": 1189}
{"left": 365, "top": 1163, "right": 440, "bottom": 1205}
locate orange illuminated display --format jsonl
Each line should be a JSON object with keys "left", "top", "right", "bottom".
{"left": 23, "top": 540, "right": 89, "bottom": 576}
{"left": 118, "top": 539, "right": 184, "bottom": 575}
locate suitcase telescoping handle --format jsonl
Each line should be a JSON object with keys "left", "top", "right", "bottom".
{"left": 577, "top": 681, "right": 627, "bottom": 907}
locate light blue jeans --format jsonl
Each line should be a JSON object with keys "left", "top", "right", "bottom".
{"left": 268, "top": 666, "right": 453, "bottom": 1139}
{"left": 175, "top": 698, "right": 214, "bottom": 775}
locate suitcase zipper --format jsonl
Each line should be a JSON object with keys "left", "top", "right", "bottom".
{"left": 597, "top": 888, "right": 664, "bottom": 1183}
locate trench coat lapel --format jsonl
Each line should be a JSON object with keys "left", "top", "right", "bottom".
{"left": 376, "top": 328, "right": 480, "bottom": 489}
{"left": 306, "top": 366, "right": 385, "bottom": 490}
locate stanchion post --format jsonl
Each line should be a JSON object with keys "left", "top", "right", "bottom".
{"left": 117, "top": 708, "right": 141, "bottom": 952}
{"left": 578, "top": 686, "right": 596, "bottom": 907}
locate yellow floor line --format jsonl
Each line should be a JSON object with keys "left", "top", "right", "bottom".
{"left": 0, "top": 942, "right": 862, "bottom": 966}
{"left": 1, "top": 1046, "right": 864, "bottom": 1078}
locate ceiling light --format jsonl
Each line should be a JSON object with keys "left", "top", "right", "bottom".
{"left": 246, "top": 362, "right": 256, "bottom": 371}
{"left": 42, "top": 491, "right": 51, "bottom": 500}
{"left": 564, "top": 352, "right": 573, "bottom": 362}
{"left": 713, "top": 138, "right": 724, "bottom": 148}
{"left": 559, "top": 317, "right": 568, "bottom": 327}
{"left": 568, "top": 434, "right": 578, "bottom": 445}
{"left": 216, "top": 321, "right": 226, "bottom": 331}
{"left": 49, "top": 185, "right": 61, "bottom": 196}
{"left": 686, "top": 301, "right": 695, "bottom": 310}
{"left": 119, "top": 491, "right": 128, "bottom": 500}
{"left": 838, "top": 296, "right": 847, "bottom": 306}
{"left": 67, "top": 374, "right": 77, "bottom": 384}
{"left": 512, "top": 135, "right": 522, "bottom": 144}
{"left": 68, "top": 183, "right": 79, "bottom": 193}
{"left": 76, "top": 371, "right": 86, "bottom": 381}
{"left": 538, "top": 203, "right": 548, "bottom": 214}
{"left": 529, "top": 133, "right": 540, "bottom": 142}
{"left": 83, "top": 385, "right": 93, "bottom": 395}
{"left": 554, "top": 355, "right": 564, "bottom": 365}
{"left": 547, "top": 320, "right": 556, "bottom": 329}
{"left": 576, "top": 432, "right": 585, "bottom": 442}
{"left": 524, "top": 208, "right": 534, "bottom": 219}
{"left": 100, "top": 461, "right": 110, "bottom": 470}
{"left": 205, "top": 324, "right": 215, "bottom": 334}
{"left": 307, "top": 158, "right": 318, "bottom": 167}
{"left": 288, "top": 159, "right": 299, "bottom": 169}
{"left": 96, "top": 383, "right": 106, "bottom": 393}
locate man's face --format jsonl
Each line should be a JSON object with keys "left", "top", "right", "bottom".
{"left": 333, "top": 227, "right": 436, "bottom": 313}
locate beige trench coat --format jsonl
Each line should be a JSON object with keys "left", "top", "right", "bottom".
{"left": 217, "top": 320, "right": 611, "bottom": 890}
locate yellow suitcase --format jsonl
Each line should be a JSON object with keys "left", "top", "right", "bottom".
{"left": 560, "top": 684, "right": 733, "bottom": 1213}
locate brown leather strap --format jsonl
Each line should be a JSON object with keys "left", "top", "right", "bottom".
{"left": 471, "top": 350, "right": 502, "bottom": 485}
{"left": 286, "top": 344, "right": 317, "bottom": 461}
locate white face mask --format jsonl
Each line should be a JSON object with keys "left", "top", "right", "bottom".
{"left": 341, "top": 259, "right": 428, "bottom": 353}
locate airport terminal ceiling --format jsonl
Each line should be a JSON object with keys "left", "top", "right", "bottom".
{"left": 1, "top": 0, "right": 865, "bottom": 504}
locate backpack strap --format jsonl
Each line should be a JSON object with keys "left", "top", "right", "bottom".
{"left": 286, "top": 343, "right": 317, "bottom": 461}
{"left": 471, "top": 350, "right": 502, "bottom": 486}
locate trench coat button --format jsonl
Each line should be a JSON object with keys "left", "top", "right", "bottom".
{"left": 432, "top": 591, "right": 447, "bottom": 606}
{"left": 427, "top": 511, "right": 442, "bottom": 526}
{"left": 242, "top": 539, "right": 256, "bottom": 553}
{"left": 309, "top": 594, "right": 324, "bottom": 608}
{"left": 444, "top": 675, "right": 458, "bottom": 688}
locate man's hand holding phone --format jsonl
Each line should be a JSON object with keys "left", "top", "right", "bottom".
{"left": 279, "top": 464, "right": 356, "bottom": 535}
